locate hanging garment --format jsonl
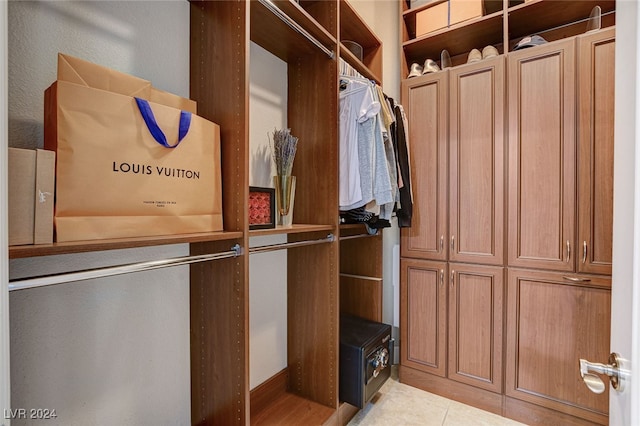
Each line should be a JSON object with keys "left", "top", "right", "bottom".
{"left": 339, "top": 77, "right": 380, "bottom": 208}
{"left": 389, "top": 98, "right": 413, "bottom": 227}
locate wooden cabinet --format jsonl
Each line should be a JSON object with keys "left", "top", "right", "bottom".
{"left": 449, "top": 57, "right": 505, "bottom": 265}
{"left": 448, "top": 264, "right": 504, "bottom": 393}
{"left": 401, "top": 56, "right": 505, "bottom": 265}
{"left": 400, "top": 53, "right": 506, "bottom": 407}
{"left": 505, "top": 268, "right": 611, "bottom": 425}
{"left": 507, "top": 31, "right": 616, "bottom": 276}
{"left": 400, "top": 258, "right": 447, "bottom": 377}
{"left": 400, "top": 7, "right": 616, "bottom": 421}
{"left": 400, "top": 71, "right": 449, "bottom": 261}
{"left": 400, "top": 260, "right": 504, "bottom": 393}
{"left": 507, "top": 37, "right": 576, "bottom": 272}
{"left": 577, "top": 28, "right": 615, "bottom": 275}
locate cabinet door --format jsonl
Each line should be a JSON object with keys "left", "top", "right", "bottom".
{"left": 448, "top": 263, "right": 503, "bottom": 393}
{"left": 400, "top": 72, "right": 448, "bottom": 261}
{"left": 507, "top": 39, "right": 576, "bottom": 272}
{"left": 577, "top": 28, "right": 615, "bottom": 275}
{"left": 505, "top": 268, "right": 610, "bottom": 425}
{"left": 449, "top": 57, "right": 505, "bottom": 265}
{"left": 400, "top": 258, "right": 447, "bottom": 377}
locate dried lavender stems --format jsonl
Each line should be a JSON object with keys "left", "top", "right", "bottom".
{"left": 269, "top": 128, "right": 298, "bottom": 176}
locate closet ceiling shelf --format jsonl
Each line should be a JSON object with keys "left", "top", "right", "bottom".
{"left": 252, "top": 0, "right": 335, "bottom": 61}
{"left": 249, "top": 223, "right": 334, "bottom": 237}
{"left": 8, "top": 230, "right": 244, "bottom": 259}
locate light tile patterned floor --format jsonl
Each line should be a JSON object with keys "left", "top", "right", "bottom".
{"left": 347, "top": 368, "right": 528, "bottom": 426}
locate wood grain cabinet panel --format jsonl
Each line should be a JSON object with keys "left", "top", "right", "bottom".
{"left": 449, "top": 58, "right": 505, "bottom": 265}
{"left": 506, "top": 268, "right": 611, "bottom": 425}
{"left": 577, "top": 28, "right": 615, "bottom": 275}
{"left": 448, "top": 263, "right": 504, "bottom": 393}
{"left": 400, "top": 73, "right": 448, "bottom": 261}
{"left": 400, "top": 258, "right": 447, "bottom": 377}
{"left": 507, "top": 38, "right": 576, "bottom": 272}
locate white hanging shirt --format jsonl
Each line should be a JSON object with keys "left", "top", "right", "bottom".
{"left": 339, "top": 78, "right": 380, "bottom": 208}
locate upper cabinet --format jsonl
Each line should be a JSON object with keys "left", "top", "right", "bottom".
{"left": 507, "top": 38, "right": 576, "bottom": 272}
{"left": 449, "top": 57, "right": 505, "bottom": 265}
{"left": 399, "top": 0, "right": 615, "bottom": 79}
{"left": 400, "top": 71, "right": 449, "bottom": 261}
{"left": 577, "top": 27, "right": 615, "bottom": 275}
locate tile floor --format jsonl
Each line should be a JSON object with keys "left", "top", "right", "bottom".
{"left": 347, "top": 368, "right": 528, "bottom": 426}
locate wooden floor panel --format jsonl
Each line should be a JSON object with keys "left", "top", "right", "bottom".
{"left": 251, "top": 391, "right": 335, "bottom": 426}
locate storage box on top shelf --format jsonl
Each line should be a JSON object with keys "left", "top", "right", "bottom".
{"left": 416, "top": 1, "right": 449, "bottom": 37}
{"left": 8, "top": 148, "right": 55, "bottom": 245}
{"left": 411, "top": 0, "right": 439, "bottom": 8}
{"left": 449, "top": 0, "right": 484, "bottom": 26}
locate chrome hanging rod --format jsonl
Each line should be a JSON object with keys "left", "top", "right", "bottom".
{"left": 258, "top": 0, "right": 335, "bottom": 59}
{"left": 528, "top": 10, "right": 616, "bottom": 38}
{"left": 339, "top": 232, "right": 380, "bottom": 241}
{"left": 249, "top": 234, "right": 335, "bottom": 255}
{"left": 8, "top": 244, "right": 243, "bottom": 292}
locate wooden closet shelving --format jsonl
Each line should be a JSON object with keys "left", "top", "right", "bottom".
{"left": 8, "top": 231, "right": 243, "bottom": 259}
{"left": 339, "top": 0, "right": 383, "bottom": 83}
{"left": 400, "top": 0, "right": 616, "bottom": 75}
{"left": 7, "top": 1, "right": 383, "bottom": 424}
{"left": 188, "top": 1, "right": 383, "bottom": 425}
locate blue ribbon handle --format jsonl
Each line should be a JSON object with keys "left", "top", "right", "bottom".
{"left": 135, "top": 97, "right": 191, "bottom": 148}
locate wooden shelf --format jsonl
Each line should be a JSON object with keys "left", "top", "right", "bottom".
{"left": 8, "top": 230, "right": 243, "bottom": 259}
{"left": 339, "top": 44, "right": 380, "bottom": 83}
{"left": 400, "top": 0, "right": 616, "bottom": 75}
{"left": 507, "top": 0, "right": 615, "bottom": 42}
{"left": 251, "top": 391, "right": 334, "bottom": 425}
{"left": 250, "top": 0, "right": 337, "bottom": 62}
{"left": 249, "top": 223, "right": 335, "bottom": 237}
{"left": 339, "top": 0, "right": 383, "bottom": 82}
{"left": 402, "top": 11, "right": 504, "bottom": 68}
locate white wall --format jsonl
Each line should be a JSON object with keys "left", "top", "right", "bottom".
{"left": 248, "top": 42, "right": 288, "bottom": 390}
{"left": 7, "top": 2, "right": 191, "bottom": 425}
{"left": 2, "top": 1, "right": 11, "bottom": 422}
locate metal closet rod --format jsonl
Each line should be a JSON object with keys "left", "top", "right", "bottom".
{"left": 531, "top": 9, "right": 616, "bottom": 37}
{"left": 249, "top": 233, "right": 335, "bottom": 254}
{"left": 8, "top": 244, "right": 243, "bottom": 292}
{"left": 339, "top": 231, "right": 380, "bottom": 241}
{"left": 258, "top": 0, "right": 335, "bottom": 59}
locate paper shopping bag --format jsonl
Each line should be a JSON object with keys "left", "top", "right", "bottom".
{"left": 56, "top": 52, "right": 197, "bottom": 113}
{"left": 44, "top": 78, "right": 223, "bottom": 242}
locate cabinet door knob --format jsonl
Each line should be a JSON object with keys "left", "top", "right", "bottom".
{"left": 440, "top": 235, "right": 444, "bottom": 253}
{"left": 583, "top": 241, "right": 588, "bottom": 264}
{"left": 451, "top": 235, "right": 455, "bottom": 252}
{"left": 566, "top": 240, "right": 571, "bottom": 263}
{"left": 450, "top": 270, "right": 455, "bottom": 288}
{"left": 440, "top": 269, "right": 444, "bottom": 287}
